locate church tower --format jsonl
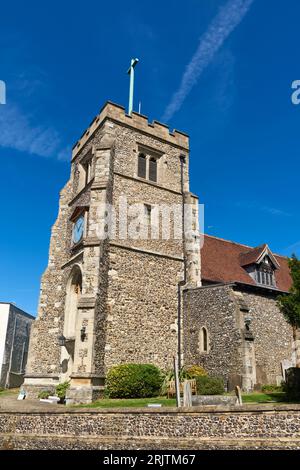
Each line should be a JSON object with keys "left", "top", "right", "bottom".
{"left": 24, "top": 102, "right": 201, "bottom": 403}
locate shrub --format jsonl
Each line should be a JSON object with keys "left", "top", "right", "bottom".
{"left": 55, "top": 381, "right": 70, "bottom": 401}
{"left": 160, "top": 367, "right": 190, "bottom": 396}
{"left": 196, "top": 376, "right": 224, "bottom": 395}
{"left": 185, "top": 365, "right": 207, "bottom": 378}
{"left": 38, "top": 390, "right": 51, "bottom": 399}
{"left": 106, "top": 364, "right": 163, "bottom": 398}
{"left": 261, "top": 384, "right": 283, "bottom": 393}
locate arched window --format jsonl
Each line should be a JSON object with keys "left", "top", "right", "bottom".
{"left": 64, "top": 265, "right": 82, "bottom": 339}
{"left": 137, "top": 153, "right": 147, "bottom": 178}
{"left": 199, "top": 327, "right": 208, "bottom": 353}
{"left": 149, "top": 157, "right": 157, "bottom": 182}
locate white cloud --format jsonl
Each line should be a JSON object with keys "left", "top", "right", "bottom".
{"left": 235, "top": 201, "right": 292, "bottom": 217}
{"left": 162, "top": 0, "right": 254, "bottom": 121}
{"left": 261, "top": 206, "right": 292, "bottom": 217}
{"left": 0, "top": 104, "right": 68, "bottom": 159}
{"left": 57, "top": 145, "right": 72, "bottom": 162}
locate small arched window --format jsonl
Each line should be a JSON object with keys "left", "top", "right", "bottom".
{"left": 149, "top": 157, "right": 157, "bottom": 182}
{"left": 199, "top": 327, "right": 208, "bottom": 353}
{"left": 138, "top": 153, "right": 147, "bottom": 178}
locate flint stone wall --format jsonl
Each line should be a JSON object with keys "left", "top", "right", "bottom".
{"left": 183, "top": 284, "right": 294, "bottom": 389}
{"left": 241, "top": 289, "right": 293, "bottom": 385}
{"left": 183, "top": 285, "right": 244, "bottom": 388}
{"left": 1, "top": 405, "right": 300, "bottom": 450}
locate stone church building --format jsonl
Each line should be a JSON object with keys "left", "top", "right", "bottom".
{"left": 24, "top": 101, "right": 294, "bottom": 402}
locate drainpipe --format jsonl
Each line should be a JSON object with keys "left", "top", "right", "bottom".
{"left": 177, "top": 154, "right": 187, "bottom": 371}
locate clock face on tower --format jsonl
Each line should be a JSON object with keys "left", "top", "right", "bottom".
{"left": 72, "top": 215, "right": 84, "bottom": 244}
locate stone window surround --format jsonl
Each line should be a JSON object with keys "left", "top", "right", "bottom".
{"left": 135, "top": 144, "right": 164, "bottom": 184}
{"left": 76, "top": 149, "right": 94, "bottom": 194}
{"left": 198, "top": 326, "right": 209, "bottom": 354}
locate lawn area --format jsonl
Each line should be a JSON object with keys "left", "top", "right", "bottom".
{"left": 75, "top": 392, "right": 300, "bottom": 408}
{"left": 0, "top": 388, "right": 19, "bottom": 398}
{"left": 74, "top": 396, "right": 176, "bottom": 408}
{"left": 242, "top": 392, "right": 288, "bottom": 404}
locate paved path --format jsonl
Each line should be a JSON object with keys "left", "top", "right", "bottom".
{"left": 0, "top": 392, "right": 60, "bottom": 412}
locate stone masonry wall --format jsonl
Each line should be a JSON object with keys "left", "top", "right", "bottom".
{"left": 1, "top": 406, "right": 300, "bottom": 450}
{"left": 183, "top": 285, "right": 244, "bottom": 388}
{"left": 240, "top": 289, "right": 293, "bottom": 385}
{"left": 0, "top": 306, "right": 33, "bottom": 388}
{"left": 25, "top": 101, "right": 195, "bottom": 398}
{"left": 104, "top": 246, "right": 182, "bottom": 371}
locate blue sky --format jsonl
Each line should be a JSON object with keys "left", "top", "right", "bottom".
{"left": 0, "top": 0, "right": 299, "bottom": 315}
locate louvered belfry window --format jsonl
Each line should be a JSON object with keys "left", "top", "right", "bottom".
{"left": 149, "top": 157, "right": 157, "bottom": 182}
{"left": 138, "top": 153, "right": 147, "bottom": 178}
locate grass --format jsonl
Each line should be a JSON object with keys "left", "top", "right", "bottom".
{"left": 1, "top": 388, "right": 297, "bottom": 408}
{"left": 76, "top": 392, "right": 300, "bottom": 408}
{"left": 74, "top": 396, "right": 176, "bottom": 408}
{"left": 242, "top": 392, "right": 289, "bottom": 404}
{"left": 0, "top": 388, "right": 19, "bottom": 397}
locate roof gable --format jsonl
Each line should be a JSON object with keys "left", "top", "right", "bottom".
{"left": 239, "top": 244, "right": 280, "bottom": 269}
{"left": 201, "top": 235, "right": 291, "bottom": 292}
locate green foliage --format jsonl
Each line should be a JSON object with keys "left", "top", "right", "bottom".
{"left": 160, "top": 367, "right": 190, "bottom": 396}
{"left": 242, "top": 392, "right": 286, "bottom": 404}
{"left": 38, "top": 390, "right": 51, "bottom": 399}
{"left": 261, "top": 384, "right": 283, "bottom": 393}
{"left": 185, "top": 365, "right": 207, "bottom": 378}
{"left": 106, "top": 364, "right": 163, "bottom": 399}
{"left": 160, "top": 365, "right": 207, "bottom": 395}
{"left": 195, "top": 376, "right": 224, "bottom": 395}
{"left": 55, "top": 381, "right": 70, "bottom": 400}
{"left": 73, "top": 397, "right": 176, "bottom": 409}
{"left": 278, "top": 255, "right": 300, "bottom": 328}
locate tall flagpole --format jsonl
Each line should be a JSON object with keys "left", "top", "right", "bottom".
{"left": 127, "top": 58, "right": 139, "bottom": 115}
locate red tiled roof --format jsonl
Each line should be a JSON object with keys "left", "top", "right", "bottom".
{"left": 239, "top": 244, "right": 268, "bottom": 266}
{"left": 201, "top": 235, "right": 292, "bottom": 292}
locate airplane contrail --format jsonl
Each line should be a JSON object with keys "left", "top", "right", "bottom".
{"left": 162, "top": 0, "right": 254, "bottom": 122}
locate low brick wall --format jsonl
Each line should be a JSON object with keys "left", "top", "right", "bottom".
{"left": 1, "top": 404, "right": 300, "bottom": 449}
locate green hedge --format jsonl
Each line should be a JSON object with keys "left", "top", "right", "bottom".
{"left": 196, "top": 376, "right": 224, "bottom": 395}
{"left": 106, "top": 364, "right": 163, "bottom": 398}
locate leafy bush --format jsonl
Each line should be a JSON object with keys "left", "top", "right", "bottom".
{"left": 261, "top": 384, "right": 283, "bottom": 393}
{"left": 106, "top": 364, "right": 163, "bottom": 398}
{"left": 185, "top": 365, "right": 207, "bottom": 378}
{"left": 38, "top": 390, "right": 51, "bottom": 399}
{"left": 196, "top": 376, "right": 224, "bottom": 395}
{"left": 160, "top": 367, "right": 190, "bottom": 396}
{"left": 55, "top": 381, "right": 70, "bottom": 401}
{"left": 160, "top": 365, "right": 208, "bottom": 395}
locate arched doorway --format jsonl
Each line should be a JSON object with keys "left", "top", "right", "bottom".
{"left": 60, "top": 265, "right": 82, "bottom": 381}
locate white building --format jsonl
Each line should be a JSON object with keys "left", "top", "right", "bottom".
{"left": 0, "top": 303, "right": 34, "bottom": 388}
